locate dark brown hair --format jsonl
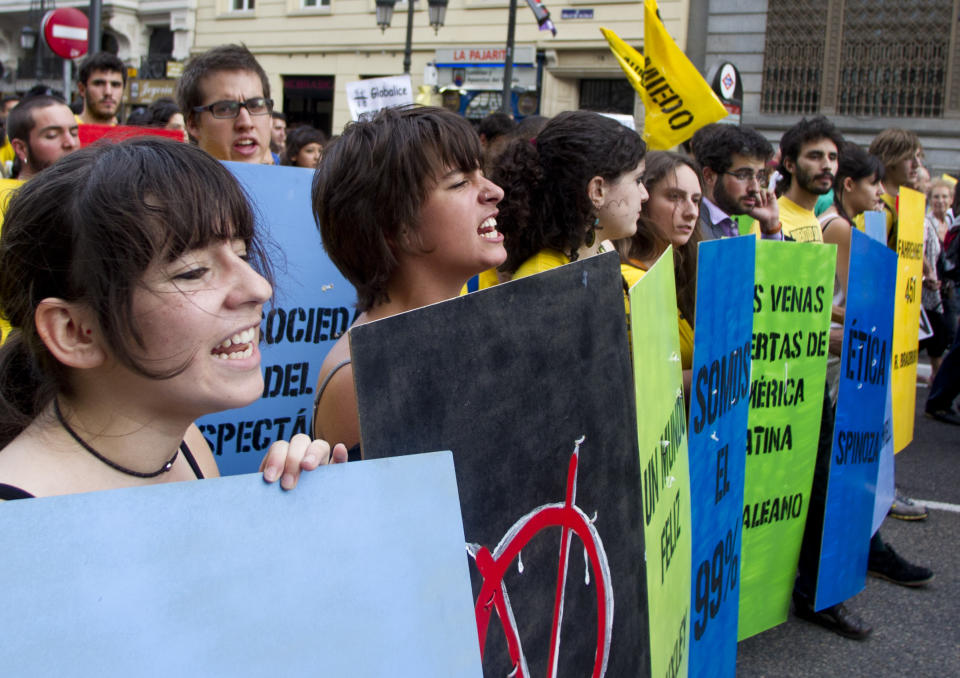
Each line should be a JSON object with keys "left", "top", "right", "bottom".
{"left": 312, "top": 105, "right": 482, "bottom": 312}
{"left": 282, "top": 125, "right": 327, "bottom": 167}
{"left": 489, "top": 110, "right": 646, "bottom": 274}
{"left": 616, "top": 151, "right": 702, "bottom": 323}
{"left": 0, "top": 137, "right": 272, "bottom": 446}
{"left": 177, "top": 44, "right": 271, "bottom": 130}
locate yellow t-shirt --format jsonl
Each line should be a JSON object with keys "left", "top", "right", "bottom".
{"left": 512, "top": 249, "right": 571, "bottom": 280}
{"left": 0, "top": 177, "right": 23, "bottom": 344}
{"left": 0, "top": 139, "right": 15, "bottom": 178}
{"left": 879, "top": 192, "right": 898, "bottom": 249}
{"left": 620, "top": 262, "right": 694, "bottom": 370}
{"left": 777, "top": 196, "right": 823, "bottom": 243}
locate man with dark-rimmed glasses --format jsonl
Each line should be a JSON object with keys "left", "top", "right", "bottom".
{"left": 177, "top": 45, "right": 275, "bottom": 164}
{"left": 690, "top": 123, "right": 783, "bottom": 241}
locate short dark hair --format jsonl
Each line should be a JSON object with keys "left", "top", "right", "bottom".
{"left": 692, "top": 124, "right": 773, "bottom": 175}
{"left": 833, "top": 141, "right": 883, "bottom": 219}
{"left": 478, "top": 111, "right": 515, "bottom": 142}
{"left": 177, "top": 44, "right": 271, "bottom": 129}
{"left": 6, "top": 95, "right": 67, "bottom": 143}
{"left": 271, "top": 111, "right": 286, "bottom": 122}
{"left": 312, "top": 106, "right": 482, "bottom": 312}
{"left": 489, "top": 110, "right": 647, "bottom": 273}
{"left": 146, "top": 98, "right": 181, "bottom": 127}
{"left": 78, "top": 51, "right": 126, "bottom": 86}
{"left": 0, "top": 138, "right": 272, "bottom": 445}
{"left": 777, "top": 116, "right": 845, "bottom": 190}
{"left": 282, "top": 125, "right": 326, "bottom": 166}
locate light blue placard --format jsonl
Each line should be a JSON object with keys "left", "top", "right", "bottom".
{"left": 0, "top": 451, "right": 481, "bottom": 678}
{"left": 687, "top": 236, "right": 755, "bottom": 678}
{"left": 863, "top": 210, "right": 886, "bottom": 245}
{"left": 815, "top": 230, "right": 897, "bottom": 609}
{"left": 196, "top": 163, "right": 357, "bottom": 475}
{"left": 872, "top": 382, "right": 896, "bottom": 534}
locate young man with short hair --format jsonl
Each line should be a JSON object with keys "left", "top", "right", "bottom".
{"left": 270, "top": 111, "right": 287, "bottom": 156}
{"left": 776, "top": 116, "right": 843, "bottom": 243}
{"left": 177, "top": 44, "right": 274, "bottom": 164}
{"left": 7, "top": 96, "right": 80, "bottom": 181}
{"left": 691, "top": 124, "right": 781, "bottom": 240}
{"left": 869, "top": 128, "right": 921, "bottom": 248}
{"left": 76, "top": 52, "right": 126, "bottom": 125}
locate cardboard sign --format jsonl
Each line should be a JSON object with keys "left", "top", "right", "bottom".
{"left": 687, "top": 237, "right": 755, "bottom": 678}
{"left": 345, "top": 75, "right": 413, "bottom": 120}
{"left": 814, "top": 230, "right": 896, "bottom": 610}
{"left": 0, "top": 452, "right": 482, "bottom": 677}
{"left": 351, "top": 253, "right": 650, "bottom": 677}
{"left": 196, "top": 163, "right": 357, "bottom": 475}
{"left": 863, "top": 210, "right": 886, "bottom": 244}
{"left": 737, "top": 240, "right": 834, "bottom": 640}
{"left": 627, "top": 249, "right": 693, "bottom": 678}
{"left": 891, "top": 188, "right": 925, "bottom": 452}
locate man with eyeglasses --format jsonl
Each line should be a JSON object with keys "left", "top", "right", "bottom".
{"left": 775, "top": 116, "right": 844, "bottom": 243}
{"left": 690, "top": 123, "right": 782, "bottom": 241}
{"left": 177, "top": 44, "right": 274, "bottom": 164}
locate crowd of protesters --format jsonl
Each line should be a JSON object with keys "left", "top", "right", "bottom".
{"left": 0, "top": 43, "right": 956, "bottom": 650}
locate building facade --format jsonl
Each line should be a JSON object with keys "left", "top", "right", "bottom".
{"left": 0, "top": 0, "right": 195, "bottom": 103}
{"left": 191, "top": 0, "right": 692, "bottom": 135}
{"left": 689, "top": 0, "right": 960, "bottom": 174}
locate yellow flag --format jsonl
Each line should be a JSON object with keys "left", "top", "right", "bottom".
{"left": 601, "top": 0, "right": 727, "bottom": 149}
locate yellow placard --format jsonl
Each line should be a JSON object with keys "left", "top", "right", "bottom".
{"left": 890, "top": 188, "right": 924, "bottom": 452}
{"left": 600, "top": 1, "right": 727, "bottom": 149}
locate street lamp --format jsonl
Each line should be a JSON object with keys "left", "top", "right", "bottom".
{"left": 375, "top": 0, "right": 448, "bottom": 74}
{"left": 20, "top": 25, "right": 38, "bottom": 50}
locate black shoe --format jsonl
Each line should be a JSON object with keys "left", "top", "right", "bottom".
{"left": 868, "top": 544, "right": 934, "bottom": 587}
{"left": 793, "top": 598, "right": 872, "bottom": 640}
{"left": 925, "top": 407, "right": 960, "bottom": 425}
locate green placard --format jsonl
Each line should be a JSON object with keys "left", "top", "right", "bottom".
{"left": 628, "top": 249, "right": 692, "bottom": 678}
{"left": 737, "top": 240, "right": 835, "bottom": 640}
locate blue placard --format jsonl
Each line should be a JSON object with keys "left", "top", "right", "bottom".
{"left": 814, "top": 229, "right": 897, "bottom": 609}
{"left": 687, "top": 236, "right": 755, "bottom": 678}
{"left": 196, "top": 163, "right": 357, "bottom": 476}
{"left": 561, "top": 8, "right": 594, "bottom": 19}
{"left": 863, "top": 210, "right": 886, "bottom": 245}
{"left": 0, "top": 451, "right": 482, "bottom": 677}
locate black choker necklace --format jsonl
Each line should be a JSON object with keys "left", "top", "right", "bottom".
{"left": 53, "top": 399, "right": 179, "bottom": 478}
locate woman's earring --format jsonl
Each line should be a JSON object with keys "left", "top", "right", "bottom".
{"left": 585, "top": 217, "right": 599, "bottom": 248}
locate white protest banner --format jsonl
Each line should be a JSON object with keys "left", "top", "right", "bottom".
{"left": 346, "top": 75, "right": 414, "bottom": 120}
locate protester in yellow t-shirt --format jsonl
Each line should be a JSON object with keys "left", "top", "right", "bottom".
{"left": 489, "top": 110, "right": 647, "bottom": 281}
{"left": 869, "top": 128, "right": 922, "bottom": 250}
{"left": 616, "top": 152, "right": 701, "bottom": 393}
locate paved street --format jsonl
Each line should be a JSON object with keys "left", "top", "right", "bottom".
{"left": 736, "top": 378, "right": 960, "bottom": 677}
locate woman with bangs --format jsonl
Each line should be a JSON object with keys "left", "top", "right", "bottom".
{"left": 0, "top": 138, "right": 344, "bottom": 501}
{"left": 616, "top": 151, "right": 703, "bottom": 386}
{"left": 488, "top": 110, "right": 647, "bottom": 280}
{"left": 311, "top": 106, "right": 505, "bottom": 458}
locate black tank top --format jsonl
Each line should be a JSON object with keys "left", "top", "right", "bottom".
{"left": 0, "top": 440, "right": 205, "bottom": 501}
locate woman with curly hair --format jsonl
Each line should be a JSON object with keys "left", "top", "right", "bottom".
{"left": 488, "top": 110, "right": 647, "bottom": 279}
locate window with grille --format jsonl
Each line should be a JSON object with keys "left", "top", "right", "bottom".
{"left": 761, "top": 0, "right": 956, "bottom": 118}
{"left": 232, "top": 0, "right": 254, "bottom": 10}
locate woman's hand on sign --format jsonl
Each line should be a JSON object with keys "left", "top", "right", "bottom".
{"left": 259, "top": 433, "right": 348, "bottom": 490}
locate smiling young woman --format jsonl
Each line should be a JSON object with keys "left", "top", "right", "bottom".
{"left": 310, "top": 106, "right": 505, "bottom": 458}
{"left": 0, "top": 138, "right": 344, "bottom": 501}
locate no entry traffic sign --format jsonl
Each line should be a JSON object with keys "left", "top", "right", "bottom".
{"left": 42, "top": 8, "right": 89, "bottom": 59}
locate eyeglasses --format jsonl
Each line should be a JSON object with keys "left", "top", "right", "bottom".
{"left": 192, "top": 97, "right": 273, "bottom": 119}
{"left": 724, "top": 169, "right": 769, "bottom": 185}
